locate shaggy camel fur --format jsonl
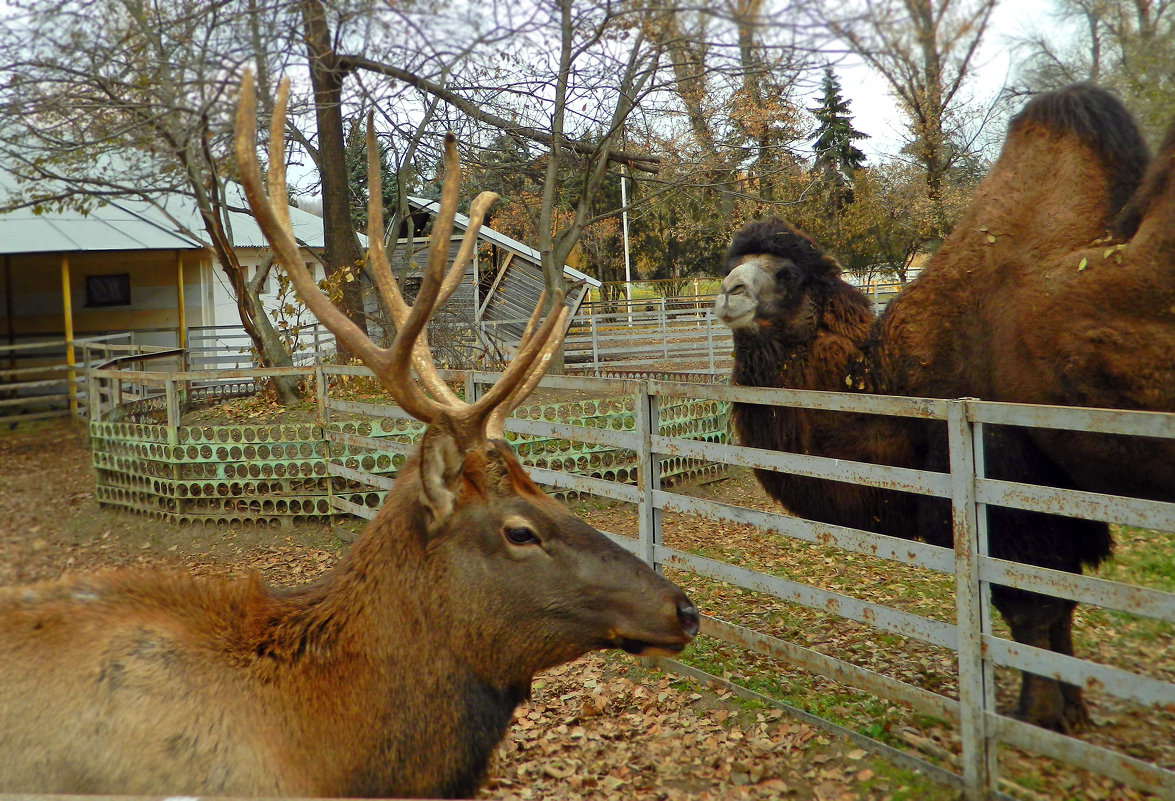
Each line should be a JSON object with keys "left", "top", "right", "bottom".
{"left": 875, "top": 83, "right": 1174, "bottom": 502}
{"left": 715, "top": 84, "right": 1171, "bottom": 732}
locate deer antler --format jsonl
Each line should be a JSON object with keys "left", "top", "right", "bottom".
{"left": 235, "top": 71, "right": 568, "bottom": 440}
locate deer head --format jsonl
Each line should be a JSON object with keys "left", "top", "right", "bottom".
{"left": 234, "top": 72, "right": 698, "bottom": 677}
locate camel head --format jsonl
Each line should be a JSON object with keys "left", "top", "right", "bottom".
{"left": 714, "top": 219, "right": 841, "bottom": 337}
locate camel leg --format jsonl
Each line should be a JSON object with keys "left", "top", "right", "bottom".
{"left": 1049, "top": 603, "right": 1091, "bottom": 731}
{"left": 991, "top": 587, "right": 1075, "bottom": 731}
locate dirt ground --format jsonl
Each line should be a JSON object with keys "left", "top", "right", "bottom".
{"left": 1, "top": 419, "right": 1169, "bottom": 800}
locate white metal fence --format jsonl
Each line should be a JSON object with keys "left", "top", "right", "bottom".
{"left": 0, "top": 334, "right": 145, "bottom": 425}
{"left": 319, "top": 368, "right": 1175, "bottom": 800}
{"left": 564, "top": 303, "right": 733, "bottom": 375}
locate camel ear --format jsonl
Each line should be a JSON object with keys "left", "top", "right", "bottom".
{"left": 418, "top": 423, "right": 466, "bottom": 528}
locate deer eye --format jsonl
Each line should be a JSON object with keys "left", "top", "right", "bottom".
{"left": 504, "top": 526, "right": 540, "bottom": 546}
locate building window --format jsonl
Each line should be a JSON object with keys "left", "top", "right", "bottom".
{"left": 85, "top": 273, "right": 131, "bottom": 307}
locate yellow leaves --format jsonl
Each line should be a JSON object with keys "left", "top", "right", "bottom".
{"left": 1078, "top": 256, "right": 1088, "bottom": 271}
{"left": 1102, "top": 243, "right": 1127, "bottom": 264}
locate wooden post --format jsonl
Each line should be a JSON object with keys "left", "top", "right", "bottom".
{"left": 61, "top": 253, "right": 77, "bottom": 418}
{"left": 82, "top": 343, "right": 96, "bottom": 424}
{"left": 636, "top": 381, "right": 661, "bottom": 572}
{"left": 3, "top": 254, "right": 14, "bottom": 370}
{"left": 164, "top": 375, "right": 180, "bottom": 442}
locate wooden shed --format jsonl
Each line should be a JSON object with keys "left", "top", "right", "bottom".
{"left": 372, "top": 198, "right": 599, "bottom": 366}
{"left": 0, "top": 170, "right": 328, "bottom": 362}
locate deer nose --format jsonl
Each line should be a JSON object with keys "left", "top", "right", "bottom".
{"left": 677, "top": 599, "right": 700, "bottom": 638}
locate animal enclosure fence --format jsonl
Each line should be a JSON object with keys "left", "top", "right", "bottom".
{"left": 0, "top": 334, "right": 150, "bottom": 425}
{"left": 86, "top": 364, "right": 728, "bottom": 527}
{"left": 327, "top": 369, "right": 1175, "bottom": 801}
{"left": 80, "top": 362, "right": 1175, "bottom": 799}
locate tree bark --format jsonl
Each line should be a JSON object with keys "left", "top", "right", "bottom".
{"left": 194, "top": 179, "right": 302, "bottom": 407}
{"left": 301, "top": 0, "right": 368, "bottom": 361}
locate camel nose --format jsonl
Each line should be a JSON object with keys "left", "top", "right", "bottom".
{"left": 677, "top": 599, "right": 700, "bottom": 638}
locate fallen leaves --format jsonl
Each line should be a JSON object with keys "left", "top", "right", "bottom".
{"left": 5, "top": 423, "right": 1170, "bottom": 801}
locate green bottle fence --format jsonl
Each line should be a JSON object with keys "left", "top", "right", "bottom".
{"left": 92, "top": 385, "right": 729, "bottom": 527}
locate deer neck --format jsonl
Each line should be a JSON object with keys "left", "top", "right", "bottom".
{"left": 260, "top": 482, "right": 528, "bottom": 798}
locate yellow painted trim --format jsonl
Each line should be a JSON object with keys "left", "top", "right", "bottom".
{"left": 61, "top": 253, "right": 77, "bottom": 417}
{"left": 176, "top": 250, "right": 187, "bottom": 350}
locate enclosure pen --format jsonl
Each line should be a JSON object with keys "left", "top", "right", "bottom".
{"left": 74, "top": 359, "right": 1175, "bottom": 799}
{"left": 319, "top": 370, "right": 1175, "bottom": 800}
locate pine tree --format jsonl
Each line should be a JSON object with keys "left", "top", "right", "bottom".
{"left": 344, "top": 119, "right": 399, "bottom": 234}
{"left": 809, "top": 67, "right": 868, "bottom": 189}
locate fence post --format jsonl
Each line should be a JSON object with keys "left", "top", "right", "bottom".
{"left": 315, "top": 364, "right": 328, "bottom": 426}
{"left": 591, "top": 313, "right": 600, "bottom": 377}
{"left": 946, "top": 399, "right": 994, "bottom": 800}
{"left": 464, "top": 371, "right": 480, "bottom": 405}
{"left": 635, "top": 380, "right": 660, "bottom": 570}
{"left": 164, "top": 374, "right": 180, "bottom": 446}
{"left": 315, "top": 363, "right": 333, "bottom": 526}
{"left": 706, "top": 308, "right": 715, "bottom": 374}
{"left": 81, "top": 343, "right": 95, "bottom": 424}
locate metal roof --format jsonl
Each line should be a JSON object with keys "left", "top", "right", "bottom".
{"left": 408, "top": 196, "right": 601, "bottom": 287}
{"left": 0, "top": 168, "right": 328, "bottom": 256}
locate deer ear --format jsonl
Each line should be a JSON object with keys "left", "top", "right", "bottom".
{"left": 418, "top": 423, "right": 466, "bottom": 527}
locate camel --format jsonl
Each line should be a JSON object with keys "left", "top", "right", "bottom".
{"left": 714, "top": 83, "right": 1172, "bottom": 732}
{"left": 873, "top": 83, "right": 1175, "bottom": 502}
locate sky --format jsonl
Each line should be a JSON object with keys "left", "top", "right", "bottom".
{"left": 833, "top": 0, "right": 1056, "bottom": 160}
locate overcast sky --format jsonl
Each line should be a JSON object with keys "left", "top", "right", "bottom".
{"left": 834, "top": 0, "right": 1054, "bottom": 160}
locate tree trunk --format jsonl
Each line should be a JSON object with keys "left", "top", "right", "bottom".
{"left": 187, "top": 157, "right": 303, "bottom": 407}
{"left": 301, "top": 0, "right": 367, "bottom": 362}
{"left": 239, "top": 280, "right": 303, "bottom": 407}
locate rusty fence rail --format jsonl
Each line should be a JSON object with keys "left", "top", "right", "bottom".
{"left": 323, "top": 369, "right": 1175, "bottom": 801}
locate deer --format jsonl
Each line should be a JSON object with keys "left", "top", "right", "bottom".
{"left": 0, "top": 72, "right": 699, "bottom": 798}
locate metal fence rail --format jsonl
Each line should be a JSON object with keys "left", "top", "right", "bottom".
{"left": 0, "top": 334, "right": 141, "bottom": 425}
{"left": 477, "top": 306, "right": 734, "bottom": 375}
{"left": 321, "top": 368, "right": 1175, "bottom": 800}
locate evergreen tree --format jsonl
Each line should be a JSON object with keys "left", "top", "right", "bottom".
{"left": 344, "top": 119, "right": 400, "bottom": 234}
{"left": 809, "top": 67, "right": 868, "bottom": 189}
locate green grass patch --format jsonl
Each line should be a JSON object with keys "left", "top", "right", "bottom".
{"left": 859, "top": 759, "right": 957, "bottom": 801}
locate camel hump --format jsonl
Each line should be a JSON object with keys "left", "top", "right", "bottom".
{"left": 1112, "top": 114, "right": 1175, "bottom": 239}
{"left": 1010, "top": 83, "right": 1149, "bottom": 214}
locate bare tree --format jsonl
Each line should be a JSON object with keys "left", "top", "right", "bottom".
{"left": 820, "top": 0, "right": 997, "bottom": 230}
{"left": 0, "top": 0, "right": 306, "bottom": 404}
{"left": 1014, "top": 0, "right": 1175, "bottom": 145}
{"left": 297, "top": 0, "right": 371, "bottom": 356}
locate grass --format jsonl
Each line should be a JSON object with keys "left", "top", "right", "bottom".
{"left": 1099, "top": 526, "right": 1175, "bottom": 591}
{"left": 569, "top": 469, "right": 1175, "bottom": 800}
{"left": 859, "top": 759, "right": 957, "bottom": 801}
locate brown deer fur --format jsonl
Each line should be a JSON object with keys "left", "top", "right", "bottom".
{"left": 0, "top": 76, "right": 698, "bottom": 797}
{"left": 0, "top": 424, "right": 698, "bottom": 798}
{"left": 715, "top": 84, "right": 1171, "bottom": 732}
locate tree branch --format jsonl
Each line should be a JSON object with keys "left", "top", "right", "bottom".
{"left": 338, "top": 53, "right": 661, "bottom": 173}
